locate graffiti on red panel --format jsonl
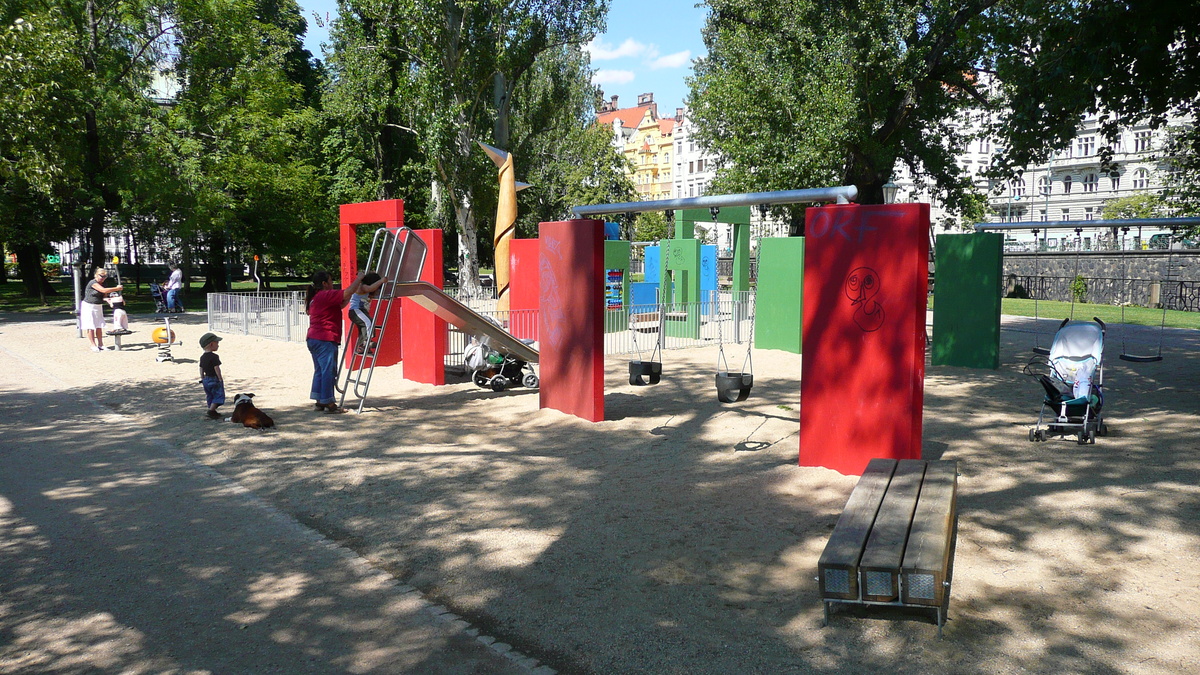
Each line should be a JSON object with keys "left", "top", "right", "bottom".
{"left": 845, "top": 267, "right": 885, "bottom": 332}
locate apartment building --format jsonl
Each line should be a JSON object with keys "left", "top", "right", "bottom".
{"left": 597, "top": 93, "right": 676, "bottom": 200}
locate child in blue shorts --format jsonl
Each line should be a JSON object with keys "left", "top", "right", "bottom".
{"left": 199, "top": 332, "right": 225, "bottom": 420}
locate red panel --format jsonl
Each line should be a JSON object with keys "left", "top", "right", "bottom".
{"left": 538, "top": 220, "right": 605, "bottom": 422}
{"left": 799, "top": 204, "right": 930, "bottom": 475}
{"left": 401, "top": 229, "right": 446, "bottom": 384}
{"left": 339, "top": 199, "right": 405, "bottom": 368}
{"left": 339, "top": 199, "right": 405, "bottom": 226}
{"left": 508, "top": 238, "right": 540, "bottom": 340}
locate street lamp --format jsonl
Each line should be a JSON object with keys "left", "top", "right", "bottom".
{"left": 882, "top": 178, "right": 900, "bottom": 204}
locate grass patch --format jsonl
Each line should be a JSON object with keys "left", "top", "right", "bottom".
{"left": 999, "top": 298, "right": 1200, "bottom": 330}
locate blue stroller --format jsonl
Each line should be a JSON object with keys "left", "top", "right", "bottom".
{"left": 1028, "top": 318, "right": 1108, "bottom": 444}
{"left": 150, "top": 282, "right": 169, "bottom": 313}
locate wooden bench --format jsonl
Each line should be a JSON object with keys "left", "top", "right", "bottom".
{"left": 817, "top": 458, "right": 958, "bottom": 636}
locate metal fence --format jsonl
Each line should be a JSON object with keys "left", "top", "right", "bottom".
{"left": 207, "top": 288, "right": 758, "bottom": 367}
{"left": 207, "top": 291, "right": 309, "bottom": 341}
{"left": 1002, "top": 275, "right": 1200, "bottom": 311}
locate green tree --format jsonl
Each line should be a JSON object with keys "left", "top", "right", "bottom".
{"left": 168, "top": 0, "right": 327, "bottom": 290}
{"left": 689, "top": 0, "right": 988, "bottom": 213}
{"left": 986, "top": 1, "right": 1200, "bottom": 175}
{"left": 1101, "top": 193, "right": 1172, "bottom": 221}
{"left": 327, "top": 0, "right": 608, "bottom": 289}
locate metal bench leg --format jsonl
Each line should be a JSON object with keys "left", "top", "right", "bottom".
{"left": 823, "top": 601, "right": 830, "bottom": 627}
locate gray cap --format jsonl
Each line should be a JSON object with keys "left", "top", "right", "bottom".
{"left": 199, "top": 333, "right": 222, "bottom": 348}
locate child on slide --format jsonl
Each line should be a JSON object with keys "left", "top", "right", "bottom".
{"left": 348, "top": 271, "right": 385, "bottom": 355}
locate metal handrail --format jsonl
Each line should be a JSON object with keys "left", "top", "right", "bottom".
{"left": 571, "top": 186, "right": 859, "bottom": 218}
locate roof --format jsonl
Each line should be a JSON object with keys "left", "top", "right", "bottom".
{"left": 597, "top": 104, "right": 656, "bottom": 130}
{"left": 658, "top": 118, "right": 675, "bottom": 135}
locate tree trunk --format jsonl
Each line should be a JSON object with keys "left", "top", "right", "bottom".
{"left": 203, "top": 231, "right": 229, "bottom": 292}
{"left": 455, "top": 193, "right": 481, "bottom": 293}
{"left": 15, "top": 242, "right": 54, "bottom": 301}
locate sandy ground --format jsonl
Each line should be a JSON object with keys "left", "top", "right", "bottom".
{"left": 1, "top": 310, "right": 1198, "bottom": 674}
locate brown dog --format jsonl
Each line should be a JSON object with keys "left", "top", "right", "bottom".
{"left": 227, "top": 393, "right": 275, "bottom": 429}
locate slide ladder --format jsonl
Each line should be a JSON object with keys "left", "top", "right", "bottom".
{"left": 336, "top": 227, "right": 428, "bottom": 412}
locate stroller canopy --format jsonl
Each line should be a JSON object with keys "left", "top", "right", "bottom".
{"left": 1049, "top": 321, "right": 1104, "bottom": 364}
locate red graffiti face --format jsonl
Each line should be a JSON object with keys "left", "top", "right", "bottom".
{"left": 845, "top": 267, "right": 879, "bottom": 305}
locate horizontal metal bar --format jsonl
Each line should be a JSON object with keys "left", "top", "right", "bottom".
{"left": 974, "top": 217, "right": 1200, "bottom": 232}
{"left": 571, "top": 186, "right": 859, "bottom": 218}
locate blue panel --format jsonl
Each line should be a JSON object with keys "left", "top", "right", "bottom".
{"left": 644, "top": 246, "right": 660, "bottom": 284}
{"left": 629, "top": 282, "right": 659, "bottom": 308}
{"left": 604, "top": 221, "right": 621, "bottom": 240}
{"left": 701, "top": 245, "right": 717, "bottom": 291}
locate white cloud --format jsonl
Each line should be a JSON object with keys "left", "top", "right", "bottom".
{"left": 586, "top": 37, "right": 648, "bottom": 60}
{"left": 650, "top": 50, "right": 691, "bottom": 70}
{"left": 592, "top": 69, "right": 637, "bottom": 85}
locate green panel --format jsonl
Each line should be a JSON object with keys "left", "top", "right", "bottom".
{"left": 676, "top": 206, "right": 753, "bottom": 227}
{"left": 731, "top": 223, "right": 751, "bottom": 293}
{"left": 754, "top": 237, "right": 804, "bottom": 353}
{"left": 604, "top": 240, "right": 631, "bottom": 270}
{"left": 931, "top": 233, "right": 1003, "bottom": 369}
{"left": 658, "top": 238, "right": 701, "bottom": 339}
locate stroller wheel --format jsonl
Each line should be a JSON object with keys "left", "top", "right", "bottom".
{"left": 1076, "top": 432, "right": 1088, "bottom": 445}
{"left": 1098, "top": 422, "right": 1109, "bottom": 437}
{"left": 1036, "top": 429, "right": 1047, "bottom": 442}
{"left": 473, "top": 371, "right": 489, "bottom": 388}
{"left": 522, "top": 373, "right": 539, "bottom": 389}
{"left": 1028, "top": 428, "right": 1037, "bottom": 443}
{"left": 490, "top": 376, "right": 508, "bottom": 392}
{"left": 1088, "top": 429, "right": 1097, "bottom": 444}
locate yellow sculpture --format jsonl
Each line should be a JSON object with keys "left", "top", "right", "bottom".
{"left": 479, "top": 142, "right": 530, "bottom": 311}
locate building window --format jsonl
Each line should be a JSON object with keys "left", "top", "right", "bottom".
{"left": 1084, "top": 207, "right": 1094, "bottom": 220}
{"left": 1012, "top": 179, "right": 1026, "bottom": 197}
{"left": 1061, "top": 208, "right": 1071, "bottom": 221}
{"left": 1082, "top": 173, "right": 1097, "bottom": 192}
{"left": 1110, "top": 172, "right": 1120, "bottom": 191}
{"left": 1039, "top": 209, "right": 1047, "bottom": 222}
{"left": 1077, "top": 136, "right": 1095, "bottom": 157}
{"left": 1134, "top": 130, "right": 1152, "bottom": 152}
{"left": 688, "top": 161, "right": 694, "bottom": 173}
{"left": 1038, "top": 176, "right": 1050, "bottom": 196}
{"left": 1132, "top": 168, "right": 1150, "bottom": 189}
{"left": 1063, "top": 175, "right": 1073, "bottom": 194}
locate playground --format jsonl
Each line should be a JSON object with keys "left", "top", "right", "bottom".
{"left": 1, "top": 307, "right": 1198, "bottom": 673}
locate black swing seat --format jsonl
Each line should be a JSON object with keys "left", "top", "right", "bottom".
{"left": 1119, "top": 353, "right": 1163, "bottom": 363}
{"left": 629, "top": 360, "right": 662, "bottom": 386}
{"left": 1031, "top": 346, "right": 1050, "bottom": 356}
{"left": 716, "top": 372, "right": 753, "bottom": 403}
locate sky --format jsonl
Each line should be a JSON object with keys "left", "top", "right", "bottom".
{"left": 296, "top": 0, "right": 709, "bottom": 115}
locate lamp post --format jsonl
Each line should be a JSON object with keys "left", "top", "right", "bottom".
{"left": 882, "top": 178, "right": 900, "bottom": 205}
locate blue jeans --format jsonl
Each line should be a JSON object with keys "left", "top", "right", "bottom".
{"left": 202, "top": 376, "right": 225, "bottom": 407}
{"left": 166, "top": 288, "right": 182, "bottom": 311}
{"left": 308, "top": 338, "right": 338, "bottom": 405}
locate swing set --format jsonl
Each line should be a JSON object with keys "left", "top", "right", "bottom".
{"left": 577, "top": 187, "right": 858, "bottom": 404}
{"left": 976, "top": 217, "right": 1200, "bottom": 363}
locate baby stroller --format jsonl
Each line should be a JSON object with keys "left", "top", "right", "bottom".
{"left": 463, "top": 334, "right": 539, "bottom": 392}
{"left": 1028, "top": 317, "right": 1108, "bottom": 444}
{"left": 150, "top": 282, "right": 169, "bottom": 313}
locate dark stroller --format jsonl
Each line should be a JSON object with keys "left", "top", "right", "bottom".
{"left": 150, "top": 282, "right": 169, "bottom": 313}
{"left": 1028, "top": 318, "right": 1108, "bottom": 444}
{"left": 463, "top": 334, "right": 538, "bottom": 392}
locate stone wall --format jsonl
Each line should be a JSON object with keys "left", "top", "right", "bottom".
{"left": 1000, "top": 251, "right": 1200, "bottom": 309}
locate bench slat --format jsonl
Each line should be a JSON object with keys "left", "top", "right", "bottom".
{"left": 902, "top": 460, "right": 958, "bottom": 606}
{"left": 817, "top": 458, "right": 897, "bottom": 600}
{"left": 858, "top": 459, "right": 927, "bottom": 602}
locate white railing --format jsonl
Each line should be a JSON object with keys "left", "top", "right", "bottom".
{"left": 207, "top": 289, "right": 758, "bottom": 361}
{"left": 207, "top": 292, "right": 309, "bottom": 342}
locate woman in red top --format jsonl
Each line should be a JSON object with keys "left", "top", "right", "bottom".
{"left": 305, "top": 270, "right": 366, "bottom": 413}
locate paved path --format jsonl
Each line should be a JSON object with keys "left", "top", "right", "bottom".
{"left": 0, "top": 343, "right": 539, "bottom": 674}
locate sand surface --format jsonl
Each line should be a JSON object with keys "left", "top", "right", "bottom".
{"left": 1, "top": 311, "right": 1198, "bottom": 674}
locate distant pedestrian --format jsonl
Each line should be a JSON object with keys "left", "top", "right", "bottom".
{"left": 165, "top": 263, "right": 184, "bottom": 312}
{"left": 304, "top": 270, "right": 366, "bottom": 413}
{"left": 199, "top": 332, "right": 225, "bottom": 420}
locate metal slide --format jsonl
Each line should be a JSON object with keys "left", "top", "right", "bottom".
{"left": 391, "top": 282, "right": 540, "bottom": 364}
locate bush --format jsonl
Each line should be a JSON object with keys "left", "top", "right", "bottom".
{"left": 1070, "top": 275, "right": 1088, "bottom": 303}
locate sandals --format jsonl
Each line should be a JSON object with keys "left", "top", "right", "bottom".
{"left": 314, "top": 403, "right": 348, "bottom": 413}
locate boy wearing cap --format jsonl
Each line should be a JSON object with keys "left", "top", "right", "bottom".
{"left": 199, "top": 333, "right": 225, "bottom": 420}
